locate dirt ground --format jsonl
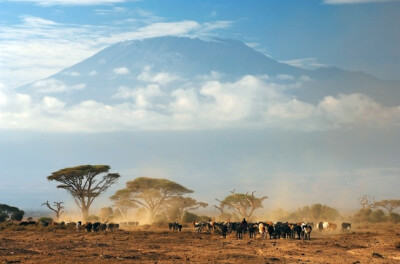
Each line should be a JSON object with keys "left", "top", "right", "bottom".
{"left": 0, "top": 224, "right": 400, "bottom": 264}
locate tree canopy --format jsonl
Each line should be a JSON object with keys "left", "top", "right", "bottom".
{"left": 286, "top": 203, "right": 340, "bottom": 222}
{"left": 0, "top": 204, "right": 24, "bottom": 221}
{"left": 41, "top": 201, "right": 64, "bottom": 221}
{"left": 374, "top": 199, "right": 400, "bottom": 221}
{"left": 165, "top": 196, "right": 208, "bottom": 221}
{"left": 47, "top": 165, "right": 120, "bottom": 219}
{"left": 111, "top": 177, "right": 194, "bottom": 220}
{"left": 216, "top": 190, "right": 267, "bottom": 220}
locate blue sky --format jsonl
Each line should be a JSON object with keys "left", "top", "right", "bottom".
{"left": 1, "top": 0, "right": 400, "bottom": 215}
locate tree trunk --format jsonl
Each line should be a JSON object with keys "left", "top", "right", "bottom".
{"left": 82, "top": 204, "right": 89, "bottom": 221}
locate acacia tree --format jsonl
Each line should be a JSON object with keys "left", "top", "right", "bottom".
{"left": 110, "top": 189, "right": 138, "bottom": 219}
{"left": 358, "top": 195, "right": 376, "bottom": 209}
{"left": 47, "top": 165, "right": 120, "bottom": 219}
{"left": 374, "top": 199, "right": 400, "bottom": 221}
{"left": 165, "top": 197, "right": 208, "bottom": 221}
{"left": 111, "top": 177, "right": 193, "bottom": 221}
{"left": 41, "top": 201, "right": 64, "bottom": 221}
{"left": 216, "top": 190, "right": 267, "bottom": 220}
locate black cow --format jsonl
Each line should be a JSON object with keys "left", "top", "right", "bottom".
{"left": 92, "top": 222, "right": 100, "bottom": 232}
{"left": 317, "top": 222, "right": 324, "bottom": 232}
{"left": 293, "top": 225, "right": 302, "bottom": 239}
{"left": 84, "top": 222, "right": 93, "bottom": 232}
{"left": 267, "top": 224, "right": 275, "bottom": 239}
{"left": 280, "top": 223, "right": 291, "bottom": 239}
{"left": 341, "top": 222, "right": 351, "bottom": 232}
{"left": 248, "top": 224, "right": 258, "bottom": 238}
{"left": 219, "top": 224, "right": 228, "bottom": 238}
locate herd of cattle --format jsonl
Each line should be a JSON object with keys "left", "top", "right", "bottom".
{"left": 17, "top": 220, "right": 124, "bottom": 232}
{"left": 12, "top": 219, "right": 351, "bottom": 241}
{"left": 169, "top": 221, "right": 352, "bottom": 241}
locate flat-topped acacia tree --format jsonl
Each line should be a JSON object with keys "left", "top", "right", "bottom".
{"left": 47, "top": 165, "right": 120, "bottom": 220}
{"left": 216, "top": 190, "right": 268, "bottom": 220}
{"left": 111, "top": 177, "right": 193, "bottom": 220}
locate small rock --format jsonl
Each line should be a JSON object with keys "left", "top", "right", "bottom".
{"left": 372, "top": 252, "right": 384, "bottom": 258}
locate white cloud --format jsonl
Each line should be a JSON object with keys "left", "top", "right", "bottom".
{"left": 137, "top": 67, "right": 180, "bottom": 85}
{"left": 323, "top": 0, "right": 400, "bottom": 4}
{"left": 113, "top": 67, "right": 130, "bottom": 75}
{"left": 63, "top": 71, "right": 81, "bottom": 77}
{"left": 1, "top": 74, "right": 399, "bottom": 132}
{"left": 10, "top": 0, "right": 129, "bottom": 6}
{"left": 88, "top": 70, "right": 98, "bottom": 76}
{"left": 42, "top": 96, "right": 66, "bottom": 110}
{"left": 281, "top": 58, "right": 327, "bottom": 70}
{"left": 113, "top": 84, "right": 163, "bottom": 108}
{"left": 276, "top": 74, "right": 294, "bottom": 81}
{"left": 32, "top": 79, "right": 85, "bottom": 93}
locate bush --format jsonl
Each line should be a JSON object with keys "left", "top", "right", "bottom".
{"left": 11, "top": 210, "right": 24, "bottom": 221}
{"left": 99, "top": 207, "right": 114, "bottom": 222}
{"left": 153, "top": 212, "right": 168, "bottom": 226}
{"left": 353, "top": 208, "right": 387, "bottom": 223}
{"left": 181, "top": 211, "right": 211, "bottom": 223}
{"left": 0, "top": 212, "right": 8, "bottom": 222}
{"left": 0, "top": 204, "right": 24, "bottom": 221}
{"left": 390, "top": 213, "right": 400, "bottom": 223}
{"left": 86, "top": 215, "right": 100, "bottom": 222}
{"left": 181, "top": 211, "right": 200, "bottom": 223}
{"left": 287, "top": 204, "right": 340, "bottom": 222}
{"left": 370, "top": 209, "right": 387, "bottom": 223}
{"left": 38, "top": 217, "right": 53, "bottom": 224}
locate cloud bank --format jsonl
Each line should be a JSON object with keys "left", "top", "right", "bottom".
{"left": 1, "top": 73, "right": 399, "bottom": 132}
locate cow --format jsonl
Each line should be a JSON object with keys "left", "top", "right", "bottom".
{"left": 302, "top": 223, "right": 312, "bottom": 241}
{"left": 280, "top": 222, "right": 291, "bottom": 239}
{"left": 248, "top": 224, "right": 258, "bottom": 238}
{"left": 267, "top": 224, "right": 275, "bottom": 239}
{"left": 84, "top": 222, "right": 93, "bottom": 232}
{"left": 76, "top": 221, "right": 82, "bottom": 231}
{"left": 219, "top": 223, "right": 228, "bottom": 238}
{"left": 293, "top": 224, "right": 302, "bottom": 239}
{"left": 169, "top": 222, "right": 182, "bottom": 232}
{"left": 341, "top": 222, "right": 351, "bottom": 232}
{"left": 317, "top": 222, "right": 324, "bottom": 231}
{"left": 322, "top": 222, "right": 337, "bottom": 231}
{"left": 92, "top": 222, "right": 101, "bottom": 232}
{"left": 100, "top": 223, "right": 107, "bottom": 232}
{"left": 258, "top": 222, "right": 267, "bottom": 239}
{"left": 107, "top": 223, "right": 119, "bottom": 231}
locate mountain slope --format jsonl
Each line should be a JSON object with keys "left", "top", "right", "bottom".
{"left": 18, "top": 36, "right": 400, "bottom": 106}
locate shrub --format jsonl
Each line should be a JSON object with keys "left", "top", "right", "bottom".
{"left": 369, "top": 209, "right": 387, "bottom": 223}
{"left": 86, "top": 215, "right": 100, "bottom": 222}
{"left": 353, "top": 208, "right": 387, "bottom": 223}
{"left": 181, "top": 211, "right": 199, "bottom": 223}
{"left": 181, "top": 211, "right": 211, "bottom": 223}
{"left": 0, "top": 212, "right": 8, "bottom": 222}
{"left": 99, "top": 207, "right": 114, "bottom": 222}
{"left": 390, "top": 213, "right": 400, "bottom": 223}
{"left": 11, "top": 210, "right": 24, "bottom": 221}
{"left": 38, "top": 217, "right": 54, "bottom": 224}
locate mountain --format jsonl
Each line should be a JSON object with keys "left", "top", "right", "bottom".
{"left": 18, "top": 36, "right": 400, "bottom": 106}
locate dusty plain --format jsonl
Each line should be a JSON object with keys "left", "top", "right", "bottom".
{"left": 0, "top": 224, "right": 400, "bottom": 264}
